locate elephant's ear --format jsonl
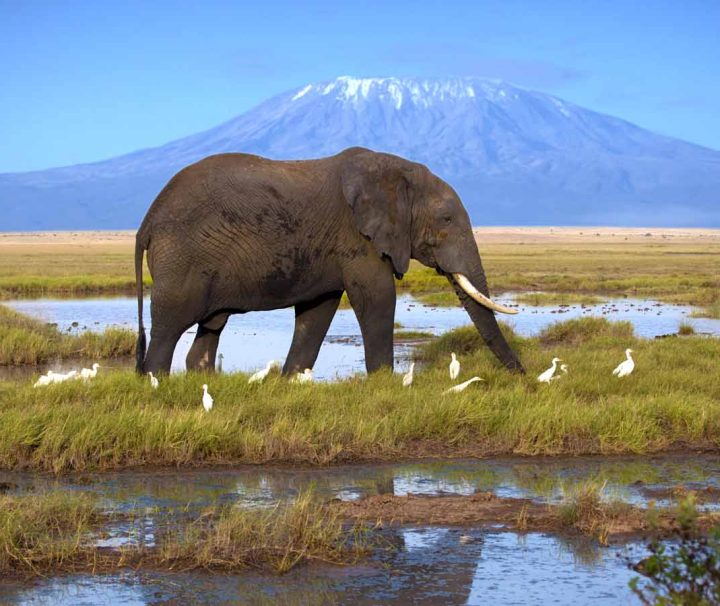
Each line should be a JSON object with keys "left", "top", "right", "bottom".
{"left": 341, "top": 151, "right": 412, "bottom": 278}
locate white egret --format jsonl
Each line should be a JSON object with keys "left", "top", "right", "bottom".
{"left": 612, "top": 349, "right": 635, "bottom": 378}
{"left": 537, "top": 357, "right": 562, "bottom": 383}
{"left": 148, "top": 372, "right": 159, "bottom": 389}
{"left": 449, "top": 353, "right": 460, "bottom": 380}
{"left": 33, "top": 373, "right": 54, "bottom": 388}
{"left": 80, "top": 363, "right": 100, "bottom": 380}
{"left": 249, "top": 360, "right": 282, "bottom": 384}
{"left": 402, "top": 363, "right": 415, "bottom": 388}
{"left": 202, "top": 384, "right": 214, "bottom": 412}
{"left": 291, "top": 368, "right": 313, "bottom": 384}
{"left": 34, "top": 370, "right": 73, "bottom": 387}
{"left": 443, "top": 376, "right": 484, "bottom": 394}
{"left": 550, "top": 364, "right": 569, "bottom": 381}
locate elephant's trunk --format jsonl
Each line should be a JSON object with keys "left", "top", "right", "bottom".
{"left": 448, "top": 271, "right": 525, "bottom": 373}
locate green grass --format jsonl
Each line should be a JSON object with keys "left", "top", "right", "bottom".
{"left": 0, "top": 304, "right": 136, "bottom": 365}
{"left": 514, "top": 292, "right": 606, "bottom": 306}
{"left": 0, "top": 491, "right": 99, "bottom": 575}
{"left": 556, "top": 479, "right": 635, "bottom": 545}
{"left": 0, "top": 489, "right": 367, "bottom": 577}
{"left": 536, "top": 316, "right": 635, "bottom": 347}
{"left": 691, "top": 301, "right": 720, "bottom": 320}
{"left": 159, "top": 489, "right": 368, "bottom": 573}
{"left": 1, "top": 318, "right": 718, "bottom": 473}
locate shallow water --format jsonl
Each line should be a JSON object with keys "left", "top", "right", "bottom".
{"left": 2, "top": 454, "right": 718, "bottom": 514}
{"left": 6, "top": 293, "right": 718, "bottom": 381}
{"left": 2, "top": 455, "right": 713, "bottom": 604}
{"left": 0, "top": 531, "right": 643, "bottom": 605}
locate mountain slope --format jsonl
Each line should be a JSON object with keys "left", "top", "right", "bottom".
{"left": 2, "top": 76, "right": 719, "bottom": 229}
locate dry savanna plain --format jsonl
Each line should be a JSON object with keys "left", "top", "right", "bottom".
{"left": 1, "top": 228, "right": 720, "bottom": 583}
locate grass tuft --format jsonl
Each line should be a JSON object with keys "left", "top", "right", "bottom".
{"left": 0, "top": 304, "right": 135, "bottom": 365}
{"left": 538, "top": 317, "right": 635, "bottom": 347}
{"left": 159, "top": 489, "right": 368, "bottom": 572}
{"left": 678, "top": 323, "right": 696, "bottom": 336}
{"left": 0, "top": 491, "right": 99, "bottom": 575}
{"left": 557, "top": 480, "right": 635, "bottom": 545}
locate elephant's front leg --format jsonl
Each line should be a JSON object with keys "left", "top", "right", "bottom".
{"left": 186, "top": 313, "right": 229, "bottom": 372}
{"left": 344, "top": 258, "right": 396, "bottom": 373}
{"left": 283, "top": 292, "right": 343, "bottom": 375}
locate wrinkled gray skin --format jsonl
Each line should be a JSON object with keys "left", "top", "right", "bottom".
{"left": 135, "top": 147, "right": 524, "bottom": 375}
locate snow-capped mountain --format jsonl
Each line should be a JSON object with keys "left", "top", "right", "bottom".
{"left": 2, "top": 76, "right": 719, "bottom": 229}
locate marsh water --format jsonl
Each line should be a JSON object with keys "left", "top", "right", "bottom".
{"left": 3, "top": 454, "right": 720, "bottom": 605}
{"left": 5, "top": 293, "right": 719, "bottom": 381}
{"left": 3, "top": 296, "right": 720, "bottom": 603}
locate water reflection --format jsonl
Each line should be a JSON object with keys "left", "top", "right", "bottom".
{"left": 5, "top": 293, "right": 718, "bottom": 381}
{"left": 0, "top": 530, "right": 641, "bottom": 605}
{"left": 2, "top": 454, "right": 718, "bottom": 513}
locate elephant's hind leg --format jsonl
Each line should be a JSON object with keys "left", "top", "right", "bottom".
{"left": 144, "top": 322, "right": 186, "bottom": 375}
{"left": 186, "top": 313, "right": 230, "bottom": 372}
{"left": 283, "top": 291, "right": 343, "bottom": 375}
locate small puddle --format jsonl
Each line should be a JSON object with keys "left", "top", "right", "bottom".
{"left": 4, "top": 293, "right": 718, "bottom": 382}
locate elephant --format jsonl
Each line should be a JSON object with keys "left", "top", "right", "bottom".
{"left": 134, "top": 147, "right": 524, "bottom": 375}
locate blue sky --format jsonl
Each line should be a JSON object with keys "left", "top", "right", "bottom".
{"left": 1, "top": 0, "right": 719, "bottom": 172}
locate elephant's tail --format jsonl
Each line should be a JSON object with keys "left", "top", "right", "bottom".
{"left": 135, "top": 231, "right": 148, "bottom": 373}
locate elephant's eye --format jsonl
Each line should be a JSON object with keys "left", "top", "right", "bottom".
{"left": 442, "top": 215, "right": 453, "bottom": 225}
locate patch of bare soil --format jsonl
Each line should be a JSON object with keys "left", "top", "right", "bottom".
{"left": 330, "top": 492, "right": 720, "bottom": 543}
{"left": 333, "top": 491, "right": 552, "bottom": 528}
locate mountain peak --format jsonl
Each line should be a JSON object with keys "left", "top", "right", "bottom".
{"left": 289, "top": 75, "right": 526, "bottom": 109}
{"left": 1, "top": 75, "right": 718, "bottom": 229}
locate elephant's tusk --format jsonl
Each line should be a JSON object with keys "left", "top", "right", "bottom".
{"left": 452, "top": 273, "right": 518, "bottom": 315}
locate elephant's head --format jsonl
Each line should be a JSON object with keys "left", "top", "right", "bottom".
{"left": 340, "top": 147, "right": 524, "bottom": 372}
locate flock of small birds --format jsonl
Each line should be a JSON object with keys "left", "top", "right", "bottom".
{"left": 33, "top": 362, "right": 100, "bottom": 387}
{"left": 404, "top": 346, "right": 635, "bottom": 390}
{"left": 31, "top": 348, "right": 636, "bottom": 413}
{"left": 534, "top": 348, "right": 634, "bottom": 382}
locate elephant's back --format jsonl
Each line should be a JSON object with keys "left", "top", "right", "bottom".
{"left": 141, "top": 153, "right": 337, "bottom": 231}
{"left": 140, "top": 153, "right": 348, "bottom": 280}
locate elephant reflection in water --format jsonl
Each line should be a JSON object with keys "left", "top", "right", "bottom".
{"left": 135, "top": 147, "right": 523, "bottom": 376}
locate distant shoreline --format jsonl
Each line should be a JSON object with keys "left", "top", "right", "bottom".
{"left": 1, "top": 226, "right": 718, "bottom": 247}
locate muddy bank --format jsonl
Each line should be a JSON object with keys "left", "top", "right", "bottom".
{"left": 330, "top": 492, "right": 720, "bottom": 543}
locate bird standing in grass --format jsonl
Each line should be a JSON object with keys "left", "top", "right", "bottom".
{"left": 202, "top": 384, "right": 214, "bottom": 412}
{"left": 537, "top": 357, "right": 561, "bottom": 383}
{"left": 402, "top": 363, "right": 415, "bottom": 387}
{"left": 449, "top": 353, "right": 460, "bottom": 380}
{"left": 51, "top": 370, "right": 78, "bottom": 383}
{"left": 550, "top": 364, "right": 569, "bottom": 381}
{"left": 612, "top": 349, "right": 635, "bottom": 378}
{"left": 148, "top": 372, "right": 159, "bottom": 389}
{"left": 249, "top": 359, "right": 281, "bottom": 384}
{"left": 291, "top": 368, "right": 313, "bottom": 384}
{"left": 33, "top": 372, "right": 54, "bottom": 388}
{"left": 443, "top": 376, "right": 483, "bottom": 394}
{"left": 80, "top": 363, "right": 100, "bottom": 380}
